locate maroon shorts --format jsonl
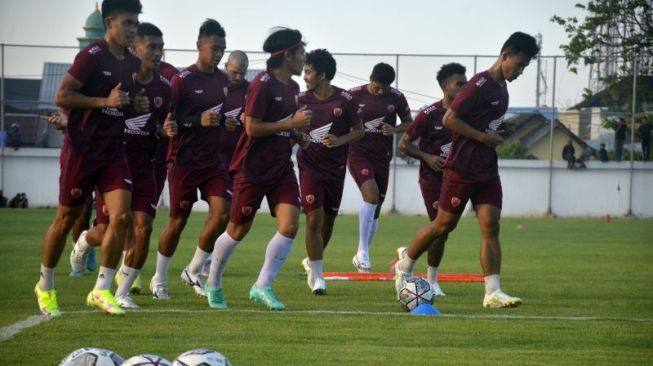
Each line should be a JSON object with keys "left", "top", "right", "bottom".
{"left": 299, "top": 170, "right": 344, "bottom": 216}
{"left": 154, "top": 162, "right": 167, "bottom": 201}
{"left": 95, "top": 168, "right": 158, "bottom": 224}
{"left": 438, "top": 171, "right": 503, "bottom": 215}
{"left": 419, "top": 178, "right": 442, "bottom": 221}
{"left": 347, "top": 154, "right": 389, "bottom": 202}
{"left": 168, "top": 164, "right": 232, "bottom": 218}
{"left": 230, "top": 168, "right": 300, "bottom": 225}
{"left": 59, "top": 144, "right": 132, "bottom": 207}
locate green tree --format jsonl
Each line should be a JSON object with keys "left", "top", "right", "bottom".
{"left": 496, "top": 141, "right": 537, "bottom": 159}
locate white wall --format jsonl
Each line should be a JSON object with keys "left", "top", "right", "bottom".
{"left": 2, "top": 148, "right": 652, "bottom": 218}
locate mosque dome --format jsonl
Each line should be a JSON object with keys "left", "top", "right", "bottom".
{"left": 77, "top": 2, "right": 105, "bottom": 49}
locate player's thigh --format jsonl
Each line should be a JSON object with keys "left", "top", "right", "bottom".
{"left": 168, "top": 165, "right": 200, "bottom": 218}
{"left": 229, "top": 174, "right": 267, "bottom": 225}
{"left": 299, "top": 170, "right": 326, "bottom": 215}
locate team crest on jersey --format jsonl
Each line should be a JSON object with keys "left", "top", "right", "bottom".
{"left": 333, "top": 107, "right": 342, "bottom": 117}
{"left": 361, "top": 168, "right": 369, "bottom": 176}
{"left": 451, "top": 197, "right": 461, "bottom": 207}
{"left": 305, "top": 194, "right": 315, "bottom": 204}
{"left": 432, "top": 201, "right": 438, "bottom": 210}
{"left": 154, "top": 96, "right": 163, "bottom": 108}
{"left": 70, "top": 188, "right": 82, "bottom": 199}
{"left": 242, "top": 206, "right": 253, "bottom": 216}
{"left": 180, "top": 201, "right": 190, "bottom": 210}
{"left": 387, "top": 104, "right": 395, "bottom": 113}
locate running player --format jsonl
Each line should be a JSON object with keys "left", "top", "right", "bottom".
{"left": 348, "top": 63, "right": 413, "bottom": 272}
{"left": 149, "top": 19, "right": 231, "bottom": 300}
{"left": 394, "top": 32, "right": 540, "bottom": 308}
{"left": 70, "top": 22, "right": 175, "bottom": 309}
{"left": 153, "top": 59, "right": 179, "bottom": 204}
{"left": 218, "top": 50, "right": 249, "bottom": 172}
{"left": 396, "top": 63, "right": 467, "bottom": 296}
{"left": 298, "top": 49, "right": 363, "bottom": 294}
{"left": 206, "top": 27, "right": 311, "bottom": 310}
{"left": 35, "top": 0, "right": 146, "bottom": 316}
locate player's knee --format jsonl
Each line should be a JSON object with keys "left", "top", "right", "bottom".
{"left": 278, "top": 221, "right": 298, "bottom": 238}
{"left": 110, "top": 211, "right": 132, "bottom": 230}
{"left": 168, "top": 217, "right": 187, "bottom": 234}
{"left": 133, "top": 222, "right": 153, "bottom": 239}
{"left": 480, "top": 221, "right": 500, "bottom": 237}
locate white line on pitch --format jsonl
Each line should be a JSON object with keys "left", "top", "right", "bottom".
{"left": 0, "top": 315, "right": 52, "bottom": 342}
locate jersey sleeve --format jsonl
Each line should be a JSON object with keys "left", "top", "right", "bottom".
{"left": 244, "top": 78, "right": 271, "bottom": 120}
{"left": 345, "top": 96, "right": 363, "bottom": 129}
{"left": 449, "top": 81, "right": 482, "bottom": 119}
{"left": 397, "top": 93, "right": 412, "bottom": 121}
{"left": 404, "top": 109, "right": 427, "bottom": 140}
{"left": 67, "top": 48, "right": 99, "bottom": 85}
{"left": 169, "top": 75, "right": 184, "bottom": 114}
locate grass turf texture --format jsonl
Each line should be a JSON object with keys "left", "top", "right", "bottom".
{"left": 0, "top": 208, "right": 652, "bottom": 365}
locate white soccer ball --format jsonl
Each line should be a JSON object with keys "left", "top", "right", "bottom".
{"left": 398, "top": 276, "right": 434, "bottom": 312}
{"left": 122, "top": 354, "right": 172, "bottom": 366}
{"left": 59, "top": 347, "right": 124, "bottom": 366}
{"left": 172, "top": 349, "right": 232, "bottom": 366}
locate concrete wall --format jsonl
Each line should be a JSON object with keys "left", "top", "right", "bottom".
{"left": 2, "top": 148, "right": 652, "bottom": 218}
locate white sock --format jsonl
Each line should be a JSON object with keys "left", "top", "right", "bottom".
{"left": 153, "top": 251, "right": 172, "bottom": 284}
{"left": 188, "top": 246, "right": 211, "bottom": 275}
{"left": 256, "top": 232, "right": 294, "bottom": 289}
{"left": 39, "top": 264, "right": 55, "bottom": 290}
{"left": 397, "top": 256, "right": 416, "bottom": 274}
{"left": 115, "top": 266, "right": 139, "bottom": 298}
{"left": 427, "top": 266, "right": 439, "bottom": 284}
{"left": 94, "top": 266, "right": 116, "bottom": 291}
{"left": 310, "top": 259, "right": 324, "bottom": 278}
{"left": 357, "top": 202, "right": 377, "bottom": 255}
{"left": 485, "top": 274, "right": 500, "bottom": 295}
{"left": 118, "top": 250, "right": 128, "bottom": 273}
{"left": 367, "top": 218, "right": 379, "bottom": 249}
{"left": 207, "top": 232, "right": 240, "bottom": 288}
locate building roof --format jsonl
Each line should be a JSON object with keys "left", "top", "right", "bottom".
{"left": 37, "top": 62, "right": 70, "bottom": 111}
{"left": 504, "top": 112, "right": 587, "bottom": 148}
{"left": 2, "top": 78, "right": 41, "bottom": 111}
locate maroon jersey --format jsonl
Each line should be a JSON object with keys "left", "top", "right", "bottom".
{"left": 297, "top": 86, "right": 361, "bottom": 180}
{"left": 159, "top": 61, "right": 179, "bottom": 81}
{"left": 123, "top": 71, "right": 172, "bottom": 174}
{"left": 404, "top": 100, "right": 452, "bottom": 184}
{"left": 218, "top": 79, "right": 249, "bottom": 170}
{"left": 64, "top": 39, "right": 140, "bottom": 161}
{"left": 168, "top": 64, "right": 229, "bottom": 170}
{"left": 348, "top": 84, "right": 411, "bottom": 162}
{"left": 446, "top": 71, "right": 509, "bottom": 182}
{"left": 230, "top": 71, "right": 299, "bottom": 183}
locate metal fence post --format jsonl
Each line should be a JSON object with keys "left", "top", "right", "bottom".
{"left": 547, "top": 56, "right": 557, "bottom": 216}
{"left": 627, "top": 54, "right": 638, "bottom": 217}
{"left": 390, "top": 53, "right": 400, "bottom": 214}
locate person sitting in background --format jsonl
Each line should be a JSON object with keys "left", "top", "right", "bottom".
{"left": 599, "top": 143, "right": 609, "bottom": 162}
{"left": 562, "top": 140, "right": 575, "bottom": 169}
{"left": 638, "top": 118, "right": 651, "bottom": 161}
{"left": 8, "top": 123, "right": 22, "bottom": 150}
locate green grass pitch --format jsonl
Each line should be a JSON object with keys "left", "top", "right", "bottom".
{"left": 1, "top": 208, "right": 652, "bottom": 365}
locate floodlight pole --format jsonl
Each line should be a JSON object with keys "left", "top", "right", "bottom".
{"left": 546, "top": 56, "right": 557, "bottom": 216}
{"left": 627, "top": 53, "right": 638, "bottom": 217}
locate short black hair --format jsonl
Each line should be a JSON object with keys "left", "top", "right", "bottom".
{"left": 370, "top": 63, "right": 395, "bottom": 85}
{"left": 305, "top": 49, "right": 336, "bottom": 80}
{"left": 263, "top": 27, "right": 305, "bottom": 69}
{"left": 136, "top": 22, "right": 162, "bottom": 38}
{"left": 436, "top": 63, "right": 466, "bottom": 86}
{"left": 501, "top": 32, "right": 540, "bottom": 59}
{"left": 101, "top": 0, "right": 142, "bottom": 21}
{"left": 198, "top": 18, "right": 226, "bottom": 40}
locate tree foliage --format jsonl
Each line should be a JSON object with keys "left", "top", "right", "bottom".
{"left": 497, "top": 141, "right": 537, "bottom": 160}
{"left": 551, "top": 0, "right": 653, "bottom": 74}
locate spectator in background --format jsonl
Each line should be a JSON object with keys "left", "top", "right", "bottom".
{"left": 599, "top": 143, "right": 609, "bottom": 162}
{"left": 8, "top": 123, "right": 22, "bottom": 150}
{"left": 576, "top": 143, "right": 592, "bottom": 169}
{"left": 562, "top": 140, "right": 575, "bottom": 169}
{"left": 614, "top": 117, "right": 628, "bottom": 162}
{"left": 0, "top": 128, "right": 8, "bottom": 148}
{"left": 638, "top": 117, "right": 651, "bottom": 161}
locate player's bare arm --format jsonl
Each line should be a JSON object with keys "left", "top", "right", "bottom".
{"left": 47, "top": 110, "right": 69, "bottom": 130}
{"left": 56, "top": 75, "right": 128, "bottom": 110}
{"left": 390, "top": 115, "right": 413, "bottom": 135}
{"left": 322, "top": 122, "right": 364, "bottom": 148}
{"left": 244, "top": 105, "right": 311, "bottom": 138}
{"left": 398, "top": 133, "right": 445, "bottom": 171}
{"left": 443, "top": 109, "right": 503, "bottom": 148}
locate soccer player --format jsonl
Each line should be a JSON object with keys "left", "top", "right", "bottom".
{"left": 348, "top": 63, "right": 413, "bottom": 272}
{"left": 152, "top": 59, "right": 179, "bottom": 204}
{"left": 70, "top": 22, "right": 175, "bottom": 309}
{"left": 298, "top": 49, "right": 363, "bottom": 294}
{"left": 149, "top": 19, "right": 231, "bottom": 300}
{"left": 394, "top": 32, "right": 540, "bottom": 308}
{"left": 396, "top": 63, "right": 467, "bottom": 296}
{"left": 206, "top": 27, "right": 311, "bottom": 310}
{"left": 34, "top": 0, "right": 147, "bottom": 316}
{"left": 218, "top": 51, "right": 250, "bottom": 172}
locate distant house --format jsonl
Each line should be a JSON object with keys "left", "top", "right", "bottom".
{"left": 503, "top": 112, "right": 589, "bottom": 160}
